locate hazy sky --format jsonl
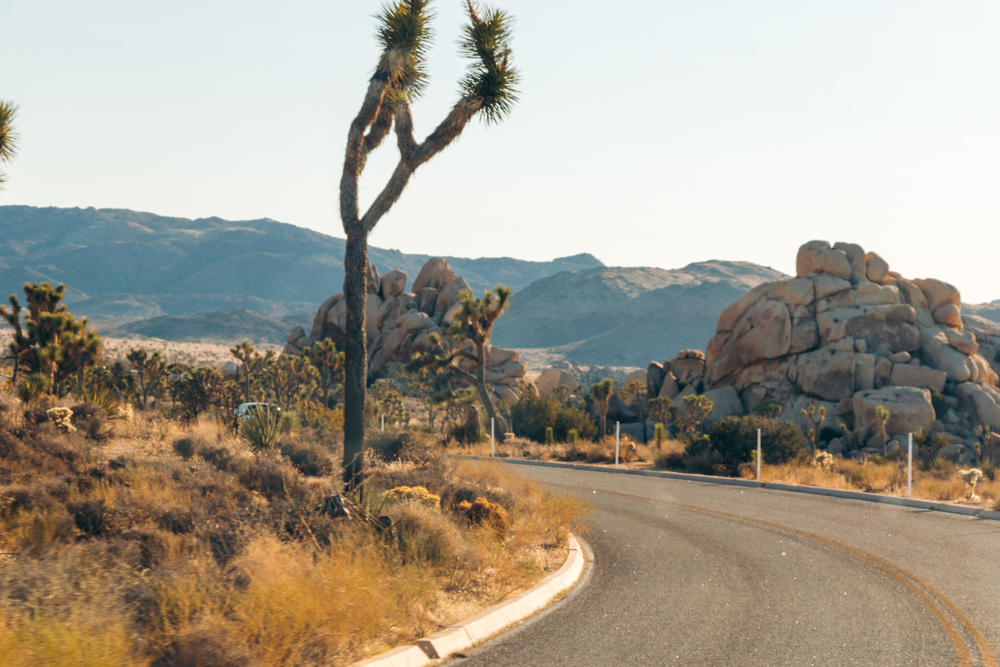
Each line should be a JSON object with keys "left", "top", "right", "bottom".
{"left": 2, "top": 1, "right": 998, "bottom": 301}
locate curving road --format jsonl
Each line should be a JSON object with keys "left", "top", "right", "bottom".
{"left": 447, "top": 464, "right": 1000, "bottom": 667}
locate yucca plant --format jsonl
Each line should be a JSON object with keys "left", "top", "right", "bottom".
{"left": 76, "top": 386, "right": 121, "bottom": 419}
{"left": 240, "top": 407, "right": 282, "bottom": 452}
{"left": 16, "top": 372, "right": 50, "bottom": 405}
{"left": 339, "top": 0, "right": 520, "bottom": 491}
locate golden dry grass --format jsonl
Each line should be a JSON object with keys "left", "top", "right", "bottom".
{"left": 0, "top": 395, "right": 587, "bottom": 666}
{"left": 744, "top": 456, "right": 1000, "bottom": 508}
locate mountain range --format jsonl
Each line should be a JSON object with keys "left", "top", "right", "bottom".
{"left": 0, "top": 206, "right": 602, "bottom": 324}
{"left": 2, "top": 206, "right": 997, "bottom": 368}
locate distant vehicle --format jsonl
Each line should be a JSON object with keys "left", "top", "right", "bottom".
{"left": 234, "top": 403, "right": 281, "bottom": 421}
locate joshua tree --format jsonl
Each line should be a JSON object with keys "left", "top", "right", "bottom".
{"left": 801, "top": 402, "right": 827, "bottom": 452}
{"left": 406, "top": 286, "right": 513, "bottom": 441}
{"left": 676, "top": 394, "right": 714, "bottom": 438}
{"left": 875, "top": 405, "right": 891, "bottom": 456}
{"left": 590, "top": 379, "right": 614, "bottom": 438}
{"left": 339, "top": 0, "right": 519, "bottom": 490}
{"left": 1, "top": 282, "right": 102, "bottom": 393}
{"left": 0, "top": 101, "right": 18, "bottom": 189}
{"left": 302, "top": 339, "right": 345, "bottom": 407}
{"left": 230, "top": 340, "right": 258, "bottom": 403}
{"left": 266, "top": 355, "right": 320, "bottom": 411}
{"left": 647, "top": 396, "right": 672, "bottom": 431}
{"left": 126, "top": 347, "right": 167, "bottom": 408}
{"left": 618, "top": 379, "right": 648, "bottom": 440}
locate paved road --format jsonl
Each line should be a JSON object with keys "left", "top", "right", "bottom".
{"left": 448, "top": 465, "right": 1000, "bottom": 667}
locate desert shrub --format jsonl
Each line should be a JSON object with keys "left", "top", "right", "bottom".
{"left": 157, "top": 508, "right": 196, "bottom": 535}
{"left": 278, "top": 410, "right": 301, "bottom": 434}
{"left": 566, "top": 429, "right": 579, "bottom": 444}
{"left": 198, "top": 444, "right": 238, "bottom": 472}
{"left": 455, "top": 497, "right": 510, "bottom": 536}
{"left": 386, "top": 501, "right": 464, "bottom": 567}
{"left": 384, "top": 485, "right": 441, "bottom": 509}
{"left": 233, "top": 454, "right": 303, "bottom": 501}
{"left": 446, "top": 406, "right": 485, "bottom": 445}
{"left": 299, "top": 403, "right": 344, "bottom": 433}
{"left": 545, "top": 427, "right": 555, "bottom": 444}
{"left": 70, "top": 402, "right": 113, "bottom": 442}
{"left": 506, "top": 394, "right": 596, "bottom": 443}
{"left": 172, "top": 436, "right": 205, "bottom": 460}
{"left": 157, "top": 621, "right": 256, "bottom": 667}
{"left": 239, "top": 407, "right": 281, "bottom": 452}
{"left": 367, "top": 429, "right": 438, "bottom": 465}
{"left": 278, "top": 438, "right": 337, "bottom": 477}
{"left": 710, "top": 415, "right": 804, "bottom": 468}
{"left": 67, "top": 499, "right": 116, "bottom": 538}
{"left": 847, "top": 463, "right": 904, "bottom": 493}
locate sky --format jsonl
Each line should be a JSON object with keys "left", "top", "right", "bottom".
{"left": 2, "top": 1, "right": 999, "bottom": 302}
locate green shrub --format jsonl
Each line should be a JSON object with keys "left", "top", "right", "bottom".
{"left": 710, "top": 415, "right": 805, "bottom": 468}
{"left": 387, "top": 501, "right": 464, "bottom": 567}
{"left": 567, "top": 429, "right": 579, "bottom": 444}
{"left": 16, "top": 373, "right": 50, "bottom": 405}
{"left": 507, "top": 394, "right": 595, "bottom": 443}
{"left": 981, "top": 457, "right": 998, "bottom": 482}
{"left": 544, "top": 427, "right": 555, "bottom": 444}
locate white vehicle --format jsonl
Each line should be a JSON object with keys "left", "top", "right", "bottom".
{"left": 234, "top": 402, "right": 281, "bottom": 421}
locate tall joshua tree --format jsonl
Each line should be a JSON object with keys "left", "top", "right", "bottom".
{"left": 0, "top": 101, "right": 18, "bottom": 189}
{"left": 339, "top": 0, "right": 519, "bottom": 490}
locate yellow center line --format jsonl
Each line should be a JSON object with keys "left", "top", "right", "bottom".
{"left": 551, "top": 482, "right": 997, "bottom": 667}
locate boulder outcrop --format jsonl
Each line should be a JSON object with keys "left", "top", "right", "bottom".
{"left": 649, "top": 241, "right": 1000, "bottom": 451}
{"left": 284, "top": 258, "right": 530, "bottom": 395}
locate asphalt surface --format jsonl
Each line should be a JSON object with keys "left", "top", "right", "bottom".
{"left": 447, "top": 464, "right": 1000, "bottom": 667}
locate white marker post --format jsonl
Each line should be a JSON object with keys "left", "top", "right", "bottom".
{"left": 907, "top": 432, "right": 913, "bottom": 497}
{"left": 381, "top": 414, "right": 384, "bottom": 432}
{"left": 615, "top": 422, "right": 620, "bottom": 467}
{"left": 757, "top": 428, "right": 762, "bottom": 482}
{"left": 491, "top": 418, "right": 495, "bottom": 458}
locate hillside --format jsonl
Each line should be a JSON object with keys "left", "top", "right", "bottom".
{"left": 106, "top": 308, "right": 310, "bottom": 345}
{"left": 492, "top": 261, "right": 788, "bottom": 367}
{"left": 0, "top": 206, "right": 602, "bottom": 323}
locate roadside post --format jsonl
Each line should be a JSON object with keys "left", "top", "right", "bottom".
{"left": 757, "top": 428, "right": 762, "bottom": 481}
{"left": 381, "top": 415, "right": 384, "bottom": 432}
{"left": 615, "top": 422, "right": 620, "bottom": 467}
{"left": 491, "top": 418, "right": 495, "bottom": 458}
{"left": 907, "top": 432, "right": 913, "bottom": 497}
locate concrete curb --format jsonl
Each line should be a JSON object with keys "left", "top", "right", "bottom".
{"left": 463, "top": 456, "right": 1000, "bottom": 521}
{"left": 350, "top": 534, "right": 586, "bottom": 666}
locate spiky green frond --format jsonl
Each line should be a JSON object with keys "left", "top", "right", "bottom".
{"left": 458, "top": 2, "right": 519, "bottom": 124}
{"left": 376, "top": 0, "right": 434, "bottom": 102}
{"left": 0, "top": 100, "right": 17, "bottom": 190}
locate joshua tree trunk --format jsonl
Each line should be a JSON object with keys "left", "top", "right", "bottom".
{"left": 474, "top": 342, "right": 505, "bottom": 443}
{"left": 342, "top": 232, "right": 369, "bottom": 490}
{"left": 599, "top": 406, "right": 608, "bottom": 440}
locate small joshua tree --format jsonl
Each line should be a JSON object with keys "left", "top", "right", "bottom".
{"left": 801, "top": 402, "right": 826, "bottom": 452}
{"left": 676, "top": 394, "right": 714, "bottom": 439}
{"left": 590, "top": 378, "right": 614, "bottom": 439}
{"left": 126, "top": 347, "right": 167, "bottom": 408}
{"left": 875, "top": 405, "right": 891, "bottom": 456}
{"left": 339, "top": 0, "right": 520, "bottom": 491}
{"left": 302, "top": 339, "right": 345, "bottom": 408}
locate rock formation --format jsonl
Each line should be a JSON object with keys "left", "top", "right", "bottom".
{"left": 646, "top": 241, "right": 1000, "bottom": 460}
{"left": 283, "top": 258, "right": 531, "bottom": 399}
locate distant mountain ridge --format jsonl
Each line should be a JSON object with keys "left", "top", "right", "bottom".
{"left": 492, "top": 261, "right": 791, "bottom": 367}
{"left": 0, "top": 206, "right": 603, "bottom": 324}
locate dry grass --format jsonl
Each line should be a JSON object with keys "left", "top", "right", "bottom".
{"left": 460, "top": 434, "right": 661, "bottom": 467}
{"left": 0, "top": 396, "right": 587, "bottom": 666}
{"left": 740, "top": 455, "right": 1000, "bottom": 508}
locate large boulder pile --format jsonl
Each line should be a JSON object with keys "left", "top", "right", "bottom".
{"left": 648, "top": 241, "right": 1000, "bottom": 458}
{"left": 284, "top": 258, "right": 531, "bottom": 399}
